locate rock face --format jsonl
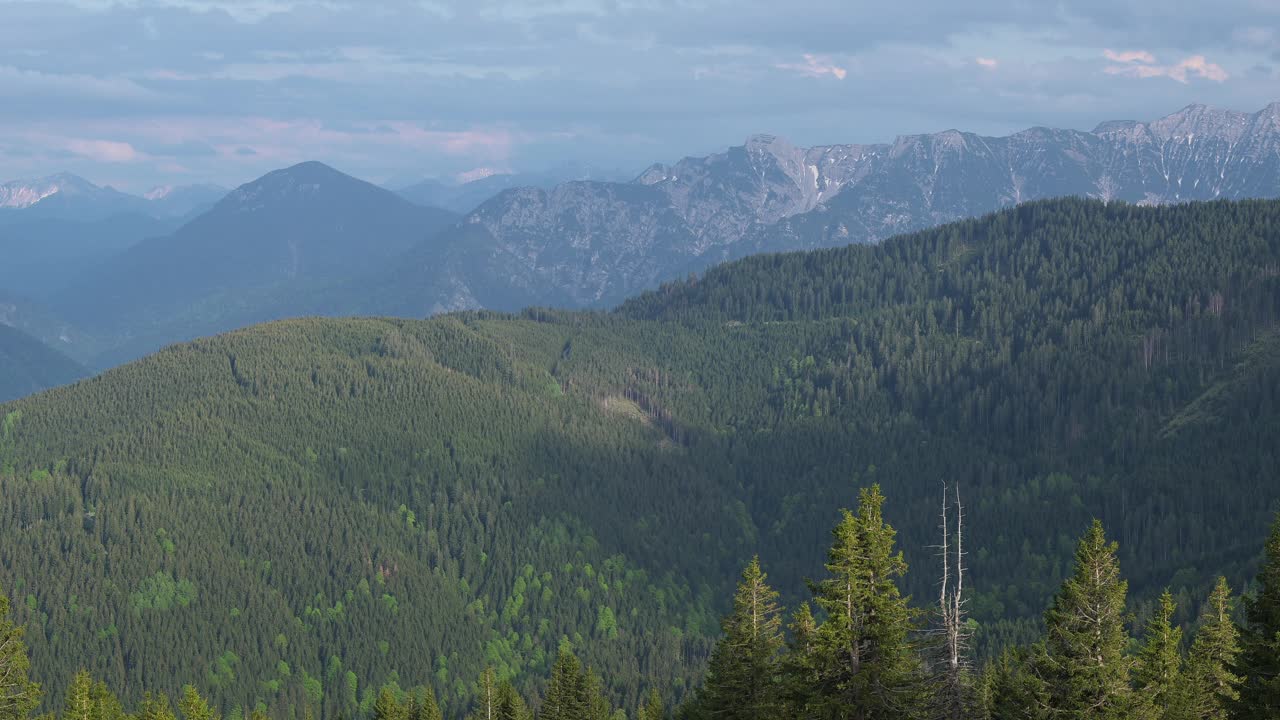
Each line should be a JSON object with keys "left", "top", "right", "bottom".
{"left": 388, "top": 102, "right": 1280, "bottom": 312}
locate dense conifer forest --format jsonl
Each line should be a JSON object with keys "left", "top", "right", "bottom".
{"left": 1, "top": 197, "right": 1278, "bottom": 718}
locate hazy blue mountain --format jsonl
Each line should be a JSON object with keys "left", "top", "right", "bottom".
{"left": 52, "top": 162, "right": 458, "bottom": 366}
{"left": 0, "top": 323, "right": 87, "bottom": 402}
{"left": 397, "top": 164, "right": 629, "bottom": 214}
{"left": 142, "top": 183, "right": 229, "bottom": 218}
{"left": 0, "top": 213, "right": 178, "bottom": 298}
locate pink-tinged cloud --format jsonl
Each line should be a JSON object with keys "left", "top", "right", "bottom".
{"left": 777, "top": 54, "right": 847, "bottom": 80}
{"left": 975, "top": 57, "right": 998, "bottom": 69}
{"left": 1103, "top": 49, "right": 1156, "bottom": 64}
{"left": 65, "top": 139, "right": 140, "bottom": 163}
{"left": 1105, "top": 53, "right": 1229, "bottom": 84}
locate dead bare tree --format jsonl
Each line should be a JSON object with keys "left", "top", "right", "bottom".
{"left": 928, "top": 482, "right": 974, "bottom": 720}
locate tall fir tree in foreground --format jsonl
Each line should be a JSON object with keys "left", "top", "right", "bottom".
{"left": 1185, "top": 577, "right": 1240, "bottom": 720}
{"left": 1234, "top": 513, "right": 1280, "bottom": 719}
{"left": 696, "top": 557, "right": 785, "bottom": 720}
{"left": 0, "top": 586, "right": 39, "bottom": 720}
{"left": 1132, "top": 591, "right": 1186, "bottom": 720}
{"left": 803, "top": 485, "right": 922, "bottom": 720}
{"left": 1040, "top": 520, "right": 1133, "bottom": 720}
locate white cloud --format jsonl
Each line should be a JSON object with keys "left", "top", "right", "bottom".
{"left": 975, "top": 57, "right": 998, "bottom": 69}
{"left": 1104, "top": 51, "right": 1229, "bottom": 83}
{"left": 776, "top": 53, "right": 847, "bottom": 80}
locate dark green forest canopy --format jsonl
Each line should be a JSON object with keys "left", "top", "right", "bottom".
{"left": 1, "top": 197, "right": 1278, "bottom": 717}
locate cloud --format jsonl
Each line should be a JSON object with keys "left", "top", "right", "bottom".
{"left": 776, "top": 54, "right": 847, "bottom": 80}
{"left": 65, "top": 138, "right": 141, "bottom": 162}
{"left": 1104, "top": 51, "right": 1230, "bottom": 83}
{"left": 975, "top": 57, "right": 998, "bottom": 69}
{"left": 1103, "top": 49, "right": 1156, "bottom": 64}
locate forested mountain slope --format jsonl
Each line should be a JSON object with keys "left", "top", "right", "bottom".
{"left": 1, "top": 198, "right": 1278, "bottom": 718}
{"left": 0, "top": 324, "right": 87, "bottom": 402}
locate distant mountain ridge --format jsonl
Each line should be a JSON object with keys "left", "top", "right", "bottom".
{"left": 369, "top": 101, "right": 1280, "bottom": 315}
{"left": 17, "top": 101, "right": 1280, "bottom": 370}
{"left": 0, "top": 173, "right": 226, "bottom": 220}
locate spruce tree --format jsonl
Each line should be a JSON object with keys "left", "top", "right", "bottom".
{"left": 1234, "top": 513, "right": 1280, "bottom": 719}
{"left": 637, "top": 689, "right": 663, "bottom": 720}
{"left": 543, "top": 650, "right": 587, "bottom": 720}
{"left": 779, "top": 602, "right": 820, "bottom": 718}
{"left": 469, "top": 669, "right": 498, "bottom": 720}
{"left": 413, "top": 686, "right": 444, "bottom": 720}
{"left": 63, "top": 672, "right": 94, "bottom": 720}
{"left": 982, "top": 646, "right": 1049, "bottom": 720}
{"left": 701, "top": 557, "right": 785, "bottom": 720}
{"left": 374, "top": 687, "right": 407, "bottom": 720}
{"left": 1133, "top": 591, "right": 1185, "bottom": 720}
{"left": 138, "top": 693, "right": 176, "bottom": 720}
{"left": 1041, "top": 520, "right": 1133, "bottom": 720}
{"left": 1185, "top": 577, "right": 1240, "bottom": 720}
{"left": 0, "top": 587, "right": 38, "bottom": 720}
{"left": 807, "top": 485, "right": 921, "bottom": 719}
{"left": 178, "top": 687, "right": 217, "bottom": 720}
{"left": 495, "top": 681, "right": 531, "bottom": 720}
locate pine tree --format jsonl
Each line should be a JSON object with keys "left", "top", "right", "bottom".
{"left": 543, "top": 650, "right": 587, "bottom": 720}
{"left": 413, "top": 686, "right": 444, "bottom": 720}
{"left": 1234, "top": 513, "right": 1280, "bottom": 719}
{"left": 1133, "top": 591, "right": 1185, "bottom": 720}
{"left": 63, "top": 672, "right": 93, "bottom": 720}
{"left": 495, "top": 681, "right": 531, "bottom": 720}
{"left": 178, "top": 687, "right": 217, "bottom": 720}
{"left": 582, "top": 669, "right": 611, "bottom": 720}
{"left": 779, "top": 602, "right": 819, "bottom": 718}
{"left": 138, "top": 693, "right": 176, "bottom": 720}
{"left": 637, "top": 688, "right": 663, "bottom": 720}
{"left": 0, "top": 587, "right": 38, "bottom": 720}
{"left": 469, "top": 669, "right": 498, "bottom": 720}
{"left": 1040, "top": 520, "right": 1133, "bottom": 720}
{"left": 1185, "top": 577, "right": 1240, "bottom": 720}
{"left": 982, "top": 647, "right": 1048, "bottom": 720}
{"left": 374, "top": 687, "right": 408, "bottom": 720}
{"left": 807, "top": 485, "right": 922, "bottom": 719}
{"left": 701, "top": 557, "right": 785, "bottom": 720}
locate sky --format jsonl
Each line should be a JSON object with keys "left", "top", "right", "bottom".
{"left": 1, "top": 0, "right": 1277, "bottom": 192}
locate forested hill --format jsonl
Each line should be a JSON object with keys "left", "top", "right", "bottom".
{"left": 0, "top": 324, "right": 87, "bottom": 402}
{"left": 1, "top": 197, "right": 1278, "bottom": 719}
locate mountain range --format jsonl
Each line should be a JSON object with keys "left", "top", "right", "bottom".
{"left": 3, "top": 101, "right": 1280, "bottom": 373}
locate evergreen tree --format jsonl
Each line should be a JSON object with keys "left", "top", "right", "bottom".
{"left": 582, "top": 669, "right": 611, "bottom": 720}
{"left": 1234, "top": 513, "right": 1280, "bottom": 719}
{"left": 178, "top": 687, "right": 217, "bottom": 720}
{"left": 0, "top": 588, "right": 39, "bottom": 720}
{"left": 779, "top": 602, "right": 818, "bottom": 718}
{"left": 542, "top": 650, "right": 587, "bottom": 720}
{"left": 495, "top": 681, "right": 531, "bottom": 720}
{"left": 1186, "top": 578, "right": 1240, "bottom": 720}
{"left": 62, "top": 673, "right": 93, "bottom": 720}
{"left": 806, "top": 485, "right": 921, "bottom": 719}
{"left": 1133, "top": 591, "right": 1185, "bottom": 719}
{"left": 374, "top": 687, "right": 408, "bottom": 720}
{"left": 700, "top": 557, "right": 785, "bottom": 720}
{"left": 982, "top": 647, "right": 1048, "bottom": 720}
{"left": 412, "top": 686, "right": 443, "bottom": 720}
{"left": 1040, "top": 520, "right": 1133, "bottom": 720}
{"left": 636, "top": 689, "right": 663, "bottom": 720}
{"left": 138, "top": 693, "right": 176, "bottom": 720}
{"left": 469, "top": 669, "right": 498, "bottom": 720}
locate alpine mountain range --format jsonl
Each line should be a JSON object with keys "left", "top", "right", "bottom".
{"left": 2, "top": 100, "right": 1279, "bottom": 378}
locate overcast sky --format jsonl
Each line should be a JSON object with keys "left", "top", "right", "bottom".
{"left": 1, "top": 0, "right": 1277, "bottom": 192}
